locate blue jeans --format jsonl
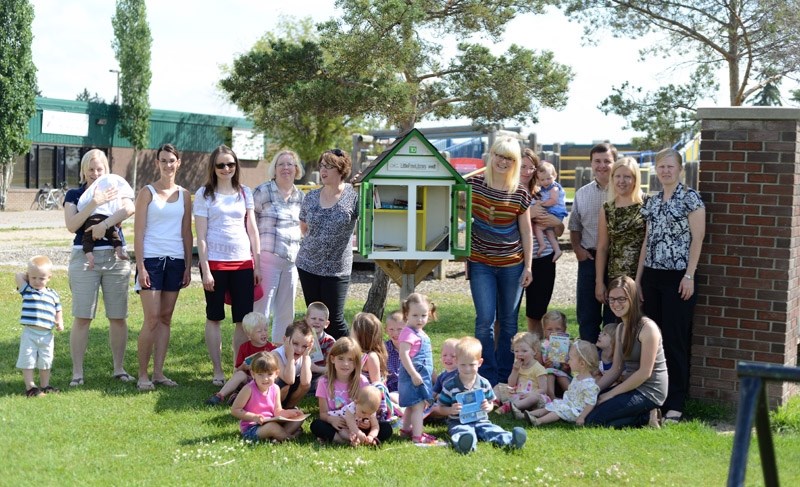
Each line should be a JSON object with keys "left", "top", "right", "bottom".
{"left": 468, "top": 261, "right": 524, "bottom": 385}
{"left": 584, "top": 389, "right": 657, "bottom": 428}
{"left": 576, "top": 258, "right": 614, "bottom": 342}
{"left": 448, "top": 420, "right": 513, "bottom": 451}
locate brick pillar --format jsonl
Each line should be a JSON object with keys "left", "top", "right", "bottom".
{"left": 694, "top": 107, "right": 800, "bottom": 407}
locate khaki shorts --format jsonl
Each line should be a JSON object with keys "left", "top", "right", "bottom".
{"left": 68, "top": 248, "right": 131, "bottom": 319}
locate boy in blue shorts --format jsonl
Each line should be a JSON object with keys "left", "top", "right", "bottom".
{"left": 438, "top": 337, "right": 527, "bottom": 454}
{"left": 16, "top": 255, "right": 63, "bottom": 397}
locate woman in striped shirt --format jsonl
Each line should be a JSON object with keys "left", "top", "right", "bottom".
{"left": 466, "top": 137, "right": 533, "bottom": 386}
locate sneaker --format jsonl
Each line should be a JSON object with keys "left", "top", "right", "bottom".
{"left": 495, "top": 402, "right": 512, "bottom": 415}
{"left": 454, "top": 434, "right": 473, "bottom": 454}
{"left": 205, "top": 393, "right": 224, "bottom": 406}
{"left": 25, "top": 387, "right": 44, "bottom": 397}
{"left": 511, "top": 403, "right": 526, "bottom": 420}
{"left": 510, "top": 427, "right": 527, "bottom": 449}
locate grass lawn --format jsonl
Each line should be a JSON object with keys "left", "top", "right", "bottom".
{"left": 2, "top": 268, "right": 800, "bottom": 485}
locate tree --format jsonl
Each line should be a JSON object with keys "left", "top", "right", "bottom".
{"left": 112, "top": 0, "right": 152, "bottom": 191}
{"left": 222, "top": 0, "right": 573, "bottom": 316}
{"left": 560, "top": 0, "right": 800, "bottom": 144}
{"left": 0, "top": 0, "right": 37, "bottom": 211}
{"left": 220, "top": 17, "right": 364, "bottom": 165}
{"left": 76, "top": 88, "right": 106, "bottom": 104}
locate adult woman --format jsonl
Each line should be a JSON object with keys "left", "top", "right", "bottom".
{"left": 194, "top": 145, "right": 261, "bottom": 386}
{"left": 134, "top": 144, "right": 192, "bottom": 391}
{"left": 64, "top": 149, "right": 135, "bottom": 386}
{"left": 467, "top": 137, "right": 533, "bottom": 386}
{"left": 585, "top": 276, "right": 667, "bottom": 428}
{"left": 636, "top": 148, "right": 705, "bottom": 423}
{"left": 252, "top": 150, "right": 305, "bottom": 343}
{"left": 519, "top": 148, "right": 565, "bottom": 337}
{"left": 296, "top": 149, "right": 359, "bottom": 340}
{"left": 595, "top": 157, "right": 646, "bottom": 304}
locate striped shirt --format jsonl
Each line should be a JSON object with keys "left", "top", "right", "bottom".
{"left": 19, "top": 284, "right": 61, "bottom": 330}
{"left": 467, "top": 174, "right": 531, "bottom": 267}
{"left": 568, "top": 179, "right": 608, "bottom": 250}
{"left": 252, "top": 180, "right": 304, "bottom": 261}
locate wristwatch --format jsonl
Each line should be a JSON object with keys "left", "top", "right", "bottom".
{"left": 683, "top": 274, "right": 693, "bottom": 280}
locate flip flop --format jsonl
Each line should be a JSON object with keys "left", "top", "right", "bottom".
{"left": 69, "top": 377, "right": 84, "bottom": 387}
{"left": 211, "top": 377, "right": 225, "bottom": 387}
{"left": 153, "top": 378, "right": 178, "bottom": 388}
{"left": 113, "top": 373, "right": 135, "bottom": 383}
{"left": 137, "top": 381, "right": 155, "bottom": 392}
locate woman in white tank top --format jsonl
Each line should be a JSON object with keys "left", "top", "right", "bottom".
{"left": 133, "top": 144, "right": 192, "bottom": 391}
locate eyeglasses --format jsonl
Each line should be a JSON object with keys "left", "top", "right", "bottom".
{"left": 215, "top": 162, "right": 236, "bottom": 170}
{"left": 320, "top": 162, "right": 336, "bottom": 170}
{"left": 494, "top": 154, "right": 514, "bottom": 162}
{"left": 607, "top": 296, "right": 628, "bottom": 304}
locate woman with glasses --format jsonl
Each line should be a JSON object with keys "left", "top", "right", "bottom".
{"left": 466, "top": 137, "right": 533, "bottom": 386}
{"left": 636, "top": 148, "right": 705, "bottom": 424}
{"left": 193, "top": 145, "right": 261, "bottom": 386}
{"left": 594, "top": 157, "right": 646, "bottom": 306}
{"left": 585, "top": 276, "right": 667, "bottom": 428}
{"left": 252, "top": 150, "right": 305, "bottom": 344}
{"left": 296, "top": 149, "right": 359, "bottom": 339}
{"left": 133, "top": 144, "right": 192, "bottom": 391}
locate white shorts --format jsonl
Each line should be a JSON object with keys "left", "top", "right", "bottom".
{"left": 16, "top": 327, "right": 54, "bottom": 370}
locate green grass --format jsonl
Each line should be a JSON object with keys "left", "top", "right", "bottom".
{"left": 2, "top": 269, "right": 800, "bottom": 485}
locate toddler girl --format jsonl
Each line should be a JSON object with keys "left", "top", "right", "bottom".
{"left": 398, "top": 293, "right": 437, "bottom": 444}
{"left": 541, "top": 310, "right": 571, "bottom": 399}
{"left": 352, "top": 311, "right": 400, "bottom": 421}
{"left": 496, "top": 332, "right": 548, "bottom": 418}
{"left": 597, "top": 322, "right": 618, "bottom": 376}
{"left": 525, "top": 340, "right": 600, "bottom": 426}
{"left": 532, "top": 162, "right": 567, "bottom": 261}
{"left": 230, "top": 352, "right": 305, "bottom": 442}
{"left": 310, "top": 337, "right": 370, "bottom": 444}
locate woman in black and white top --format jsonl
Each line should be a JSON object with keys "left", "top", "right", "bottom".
{"left": 296, "top": 149, "right": 359, "bottom": 339}
{"left": 636, "top": 148, "right": 705, "bottom": 423}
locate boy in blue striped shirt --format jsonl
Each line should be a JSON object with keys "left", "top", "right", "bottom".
{"left": 16, "top": 255, "right": 63, "bottom": 397}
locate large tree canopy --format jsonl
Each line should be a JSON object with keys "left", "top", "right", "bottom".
{"left": 0, "top": 0, "right": 37, "bottom": 210}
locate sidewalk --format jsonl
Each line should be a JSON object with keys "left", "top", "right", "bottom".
{"left": 0, "top": 209, "right": 67, "bottom": 229}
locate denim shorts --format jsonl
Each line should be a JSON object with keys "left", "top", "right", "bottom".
{"left": 136, "top": 257, "right": 185, "bottom": 292}
{"left": 241, "top": 424, "right": 261, "bottom": 442}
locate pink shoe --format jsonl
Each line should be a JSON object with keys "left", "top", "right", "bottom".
{"left": 412, "top": 432, "right": 438, "bottom": 444}
{"left": 495, "top": 402, "right": 512, "bottom": 415}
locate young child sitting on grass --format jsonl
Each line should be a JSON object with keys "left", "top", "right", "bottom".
{"left": 437, "top": 337, "right": 527, "bottom": 454}
{"left": 596, "top": 322, "right": 618, "bottom": 377}
{"left": 16, "top": 255, "right": 63, "bottom": 397}
{"left": 494, "top": 332, "right": 549, "bottom": 419}
{"left": 541, "top": 310, "right": 571, "bottom": 399}
{"left": 339, "top": 385, "right": 388, "bottom": 446}
{"left": 206, "top": 312, "right": 275, "bottom": 405}
{"left": 427, "top": 338, "right": 459, "bottom": 421}
{"left": 306, "top": 302, "right": 335, "bottom": 393}
{"left": 230, "top": 352, "right": 306, "bottom": 443}
{"left": 274, "top": 320, "right": 314, "bottom": 408}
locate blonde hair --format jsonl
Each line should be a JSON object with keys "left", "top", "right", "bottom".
{"left": 608, "top": 157, "right": 643, "bottom": 205}
{"left": 401, "top": 293, "right": 437, "bottom": 322}
{"left": 356, "top": 385, "right": 382, "bottom": 414}
{"left": 307, "top": 301, "right": 330, "bottom": 319}
{"left": 250, "top": 351, "right": 279, "bottom": 374}
{"left": 325, "top": 337, "right": 363, "bottom": 401}
{"left": 242, "top": 312, "right": 268, "bottom": 335}
{"left": 441, "top": 337, "right": 459, "bottom": 353}
{"left": 351, "top": 312, "right": 388, "bottom": 378}
{"left": 511, "top": 332, "right": 541, "bottom": 353}
{"left": 266, "top": 149, "right": 304, "bottom": 180}
{"left": 571, "top": 339, "right": 600, "bottom": 374}
{"left": 655, "top": 148, "right": 683, "bottom": 167}
{"left": 79, "top": 149, "right": 110, "bottom": 184}
{"left": 541, "top": 310, "right": 567, "bottom": 331}
{"left": 601, "top": 322, "right": 619, "bottom": 356}
{"left": 28, "top": 255, "right": 53, "bottom": 273}
{"left": 486, "top": 136, "right": 521, "bottom": 194}
{"left": 455, "top": 336, "right": 482, "bottom": 362}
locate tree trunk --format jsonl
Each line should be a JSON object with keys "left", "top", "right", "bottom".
{"left": 0, "top": 159, "right": 13, "bottom": 211}
{"left": 132, "top": 148, "right": 139, "bottom": 191}
{"left": 362, "top": 266, "right": 389, "bottom": 320}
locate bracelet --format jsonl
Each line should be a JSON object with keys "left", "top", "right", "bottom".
{"left": 683, "top": 274, "right": 693, "bottom": 280}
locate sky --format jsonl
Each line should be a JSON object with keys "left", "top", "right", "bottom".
{"left": 29, "top": 0, "right": 725, "bottom": 145}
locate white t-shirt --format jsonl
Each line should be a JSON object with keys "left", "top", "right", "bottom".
{"left": 76, "top": 174, "right": 135, "bottom": 216}
{"left": 192, "top": 186, "right": 254, "bottom": 262}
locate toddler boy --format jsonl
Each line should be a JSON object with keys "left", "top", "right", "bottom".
{"left": 307, "top": 302, "right": 335, "bottom": 393}
{"left": 427, "top": 338, "right": 459, "bottom": 420}
{"left": 274, "top": 320, "right": 314, "bottom": 408}
{"left": 384, "top": 310, "right": 404, "bottom": 393}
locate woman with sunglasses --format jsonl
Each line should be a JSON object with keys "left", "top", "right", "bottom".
{"left": 585, "top": 276, "right": 667, "bottom": 428}
{"left": 296, "top": 149, "right": 359, "bottom": 339}
{"left": 193, "top": 145, "right": 261, "bottom": 386}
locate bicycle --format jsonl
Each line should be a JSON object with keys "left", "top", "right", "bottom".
{"left": 35, "top": 181, "right": 68, "bottom": 211}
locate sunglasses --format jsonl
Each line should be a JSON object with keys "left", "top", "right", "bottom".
{"left": 327, "top": 148, "right": 345, "bottom": 157}
{"left": 215, "top": 162, "right": 236, "bottom": 170}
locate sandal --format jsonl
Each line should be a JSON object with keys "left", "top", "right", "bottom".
{"left": 399, "top": 428, "right": 413, "bottom": 438}
{"left": 113, "top": 373, "right": 135, "bottom": 383}
{"left": 26, "top": 387, "right": 44, "bottom": 397}
{"left": 69, "top": 377, "right": 84, "bottom": 387}
{"left": 661, "top": 411, "right": 683, "bottom": 425}
{"left": 41, "top": 386, "right": 60, "bottom": 394}
{"left": 137, "top": 381, "right": 155, "bottom": 392}
{"left": 412, "top": 433, "right": 439, "bottom": 445}
{"left": 153, "top": 378, "right": 178, "bottom": 388}
{"left": 211, "top": 377, "right": 225, "bottom": 387}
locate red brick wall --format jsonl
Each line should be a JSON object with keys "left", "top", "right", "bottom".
{"left": 694, "top": 107, "right": 800, "bottom": 407}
